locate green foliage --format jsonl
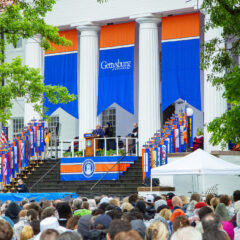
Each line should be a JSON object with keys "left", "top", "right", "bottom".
{"left": 63, "top": 152, "right": 72, "bottom": 158}
{"left": 118, "top": 149, "right": 125, "bottom": 156}
{"left": 74, "top": 151, "right": 83, "bottom": 157}
{"left": 0, "top": 0, "right": 75, "bottom": 125}
{"left": 107, "top": 149, "right": 116, "bottom": 156}
{"left": 201, "top": 0, "right": 240, "bottom": 147}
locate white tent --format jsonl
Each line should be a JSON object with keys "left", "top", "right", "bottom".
{"left": 151, "top": 149, "right": 240, "bottom": 192}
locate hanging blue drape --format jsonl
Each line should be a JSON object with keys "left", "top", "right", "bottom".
{"left": 97, "top": 46, "right": 134, "bottom": 115}
{"left": 161, "top": 39, "right": 201, "bottom": 111}
{"left": 44, "top": 53, "right": 78, "bottom": 119}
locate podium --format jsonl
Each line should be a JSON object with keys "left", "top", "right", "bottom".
{"left": 84, "top": 133, "right": 98, "bottom": 157}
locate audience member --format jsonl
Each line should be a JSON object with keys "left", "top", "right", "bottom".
{"left": 40, "top": 229, "right": 59, "bottom": 240}
{"left": 172, "top": 216, "right": 190, "bottom": 232}
{"left": 205, "top": 194, "right": 214, "bottom": 206}
{"left": 180, "top": 195, "right": 189, "bottom": 212}
{"left": 66, "top": 216, "right": 80, "bottom": 230}
{"left": 20, "top": 225, "right": 34, "bottom": 240}
{"left": 159, "top": 208, "right": 172, "bottom": 221}
{"left": 0, "top": 219, "right": 13, "bottom": 240}
{"left": 5, "top": 202, "right": 21, "bottom": 224}
{"left": 145, "top": 195, "right": 155, "bottom": 220}
{"left": 215, "top": 203, "right": 231, "bottom": 221}
{"left": 114, "top": 230, "right": 142, "bottom": 240}
{"left": 145, "top": 221, "right": 169, "bottom": 240}
{"left": 57, "top": 231, "right": 82, "bottom": 240}
{"left": 210, "top": 197, "right": 219, "bottom": 211}
{"left": 220, "top": 195, "right": 235, "bottom": 217}
{"left": 171, "top": 197, "right": 183, "bottom": 213}
{"left": 171, "top": 226, "right": 202, "bottom": 240}
{"left": 14, "top": 210, "right": 29, "bottom": 240}
{"left": 56, "top": 202, "right": 72, "bottom": 227}
{"left": 190, "top": 193, "right": 201, "bottom": 203}
{"left": 107, "top": 220, "right": 132, "bottom": 240}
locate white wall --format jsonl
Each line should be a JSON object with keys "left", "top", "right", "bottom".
{"left": 48, "top": 108, "right": 78, "bottom": 141}
{"left": 46, "top": 0, "right": 197, "bottom": 27}
{"left": 5, "top": 40, "right": 26, "bottom": 141}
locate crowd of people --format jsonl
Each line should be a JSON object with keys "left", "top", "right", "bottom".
{"left": 0, "top": 190, "right": 240, "bottom": 240}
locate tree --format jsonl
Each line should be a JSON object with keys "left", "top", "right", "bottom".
{"left": 201, "top": 0, "right": 240, "bottom": 148}
{"left": 0, "top": 0, "right": 76, "bottom": 126}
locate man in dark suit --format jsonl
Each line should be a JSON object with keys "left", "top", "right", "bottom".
{"left": 17, "top": 179, "right": 29, "bottom": 193}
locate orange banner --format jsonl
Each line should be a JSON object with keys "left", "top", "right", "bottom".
{"left": 162, "top": 13, "right": 199, "bottom": 40}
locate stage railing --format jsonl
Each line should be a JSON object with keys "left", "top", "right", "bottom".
{"left": 58, "top": 137, "right": 138, "bottom": 158}
{"left": 93, "top": 137, "right": 138, "bottom": 157}
{"left": 58, "top": 139, "right": 84, "bottom": 158}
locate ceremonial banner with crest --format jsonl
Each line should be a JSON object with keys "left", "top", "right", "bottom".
{"left": 60, "top": 156, "right": 138, "bottom": 181}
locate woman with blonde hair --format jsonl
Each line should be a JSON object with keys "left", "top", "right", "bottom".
{"left": 159, "top": 208, "right": 172, "bottom": 221}
{"left": 180, "top": 195, "right": 189, "bottom": 212}
{"left": 20, "top": 225, "right": 34, "bottom": 240}
{"left": 114, "top": 230, "right": 143, "bottom": 240}
{"left": 121, "top": 202, "right": 133, "bottom": 212}
{"left": 109, "top": 198, "right": 120, "bottom": 207}
{"left": 145, "top": 221, "right": 169, "bottom": 240}
{"left": 210, "top": 197, "right": 220, "bottom": 211}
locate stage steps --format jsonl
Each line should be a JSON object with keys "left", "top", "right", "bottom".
{"left": 21, "top": 157, "right": 143, "bottom": 197}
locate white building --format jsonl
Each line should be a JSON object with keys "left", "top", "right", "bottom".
{"left": 6, "top": 0, "right": 226, "bottom": 154}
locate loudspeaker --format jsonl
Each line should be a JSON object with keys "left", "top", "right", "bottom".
{"left": 143, "top": 178, "right": 159, "bottom": 187}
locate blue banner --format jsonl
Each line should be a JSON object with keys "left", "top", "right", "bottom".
{"left": 97, "top": 46, "right": 134, "bottom": 115}
{"left": 161, "top": 39, "right": 201, "bottom": 111}
{"left": 44, "top": 53, "right": 78, "bottom": 119}
{"left": 0, "top": 192, "right": 78, "bottom": 202}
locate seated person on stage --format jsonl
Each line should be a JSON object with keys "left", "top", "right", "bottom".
{"left": 17, "top": 179, "right": 29, "bottom": 193}
{"left": 131, "top": 123, "right": 138, "bottom": 153}
{"left": 92, "top": 124, "right": 105, "bottom": 149}
{"left": 131, "top": 123, "right": 138, "bottom": 138}
{"left": 104, "top": 122, "right": 115, "bottom": 150}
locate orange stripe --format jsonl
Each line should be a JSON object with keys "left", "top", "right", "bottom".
{"left": 61, "top": 163, "right": 131, "bottom": 173}
{"left": 100, "top": 22, "right": 135, "bottom": 48}
{"left": 61, "top": 165, "right": 82, "bottom": 173}
{"left": 142, "top": 149, "right": 146, "bottom": 181}
{"left": 162, "top": 13, "right": 199, "bottom": 40}
{"left": 45, "top": 29, "right": 78, "bottom": 54}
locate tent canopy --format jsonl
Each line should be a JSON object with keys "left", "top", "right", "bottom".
{"left": 151, "top": 149, "right": 240, "bottom": 177}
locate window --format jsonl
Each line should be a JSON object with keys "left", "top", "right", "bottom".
{"left": 102, "top": 108, "right": 116, "bottom": 136}
{"left": 13, "top": 117, "right": 24, "bottom": 137}
{"left": 48, "top": 116, "right": 60, "bottom": 137}
{"left": 14, "top": 38, "right": 22, "bottom": 49}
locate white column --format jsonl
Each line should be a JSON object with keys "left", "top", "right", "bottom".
{"left": 77, "top": 25, "right": 100, "bottom": 140}
{"left": 204, "top": 18, "right": 227, "bottom": 152}
{"left": 24, "top": 35, "right": 42, "bottom": 125}
{"left": 136, "top": 17, "right": 161, "bottom": 152}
